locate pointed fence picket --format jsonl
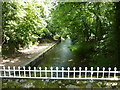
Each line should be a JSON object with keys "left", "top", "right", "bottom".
{"left": 0, "top": 66, "right": 119, "bottom": 80}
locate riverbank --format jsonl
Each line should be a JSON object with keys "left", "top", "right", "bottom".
{"left": 0, "top": 42, "right": 56, "bottom": 67}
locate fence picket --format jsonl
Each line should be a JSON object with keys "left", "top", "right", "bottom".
{"left": 13, "top": 66, "right": 16, "bottom": 77}
{"left": 62, "top": 67, "right": 64, "bottom": 78}
{"left": 28, "top": 67, "right": 31, "bottom": 77}
{"left": 56, "top": 67, "right": 58, "bottom": 78}
{"left": 8, "top": 66, "right": 11, "bottom": 77}
{"left": 108, "top": 67, "right": 111, "bottom": 78}
{"left": 45, "top": 67, "right": 47, "bottom": 78}
{"left": 79, "top": 67, "right": 81, "bottom": 78}
{"left": 39, "top": 67, "right": 41, "bottom": 77}
{"left": 0, "top": 67, "right": 1, "bottom": 77}
{"left": 97, "top": 67, "right": 99, "bottom": 78}
{"left": 73, "top": 67, "right": 76, "bottom": 78}
{"left": 18, "top": 66, "right": 21, "bottom": 77}
{"left": 3, "top": 67, "right": 6, "bottom": 77}
{"left": 50, "top": 67, "right": 53, "bottom": 78}
{"left": 114, "top": 67, "right": 117, "bottom": 78}
{"left": 85, "top": 67, "right": 87, "bottom": 78}
{"left": 91, "top": 67, "right": 93, "bottom": 79}
{"left": 34, "top": 67, "right": 36, "bottom": 77}
{"left": 102, "top": 67, "right": 105, "bottom": 78}
{"left": 23, "top": 66, "right": 26, "bottom": 77}
{"left": 67, "top": 67, "right": 70, "bottom": 78}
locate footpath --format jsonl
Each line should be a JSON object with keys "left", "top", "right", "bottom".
{"left": 0, "top": 42, "right": 56, "bottom": 67}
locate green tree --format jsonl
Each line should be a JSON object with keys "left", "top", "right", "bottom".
{"left": 50, "top": 2, "right": 118, "bottom": 67}
{"left": 2, "top": 0, "right": 53, "bottom": 56}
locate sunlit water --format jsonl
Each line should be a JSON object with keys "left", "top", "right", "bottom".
{"left": 34, "top": 39, "right": 88, "bottom": 69}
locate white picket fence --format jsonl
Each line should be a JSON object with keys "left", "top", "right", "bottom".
{"left": 0, "top": 66, "right": 119, "bottom": 80}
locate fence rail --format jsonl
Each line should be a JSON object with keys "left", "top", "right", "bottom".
{"left": 0, "top": 66, "right": 119, "bottom": 80}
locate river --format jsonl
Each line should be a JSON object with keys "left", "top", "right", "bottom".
{"left": 34, "top": 39, "right": 89, "bottom": 69}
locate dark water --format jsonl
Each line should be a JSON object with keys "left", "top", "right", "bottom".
{"left": 34, "top": 39, "right": 89, "bottom": 68}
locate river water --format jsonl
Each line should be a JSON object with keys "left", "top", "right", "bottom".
{"left": 34, "top": 39, "right": 89, "bottom": 69}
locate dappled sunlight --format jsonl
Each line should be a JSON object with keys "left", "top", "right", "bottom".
{"left": 18, "top": 45, "right": 48, "bottom": 54}
{"left": 3, "top": 60, "right": 10, "bottom": 63}
{"left": 1, "top": 43, "right": 53, "bottom": 66}
{"left": 53, "top": 57, "right": 60, "bottom": 60}
{"left": 2, "top": 58, "right": 20, "bottom": 64}
{"left": 68, "top": 59, "right": 73, "bottom": 62}
{"left": 10, "top": 58, "right": 19, "bottom": 63}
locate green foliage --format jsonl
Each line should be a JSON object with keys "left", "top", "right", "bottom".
{"left": 2, "top": 1, "right": 119, "bottom": 67}
{"left": 50, "top": 2, "right": 118, "bottom": 67}
{"left": 69, "top": 41, "right": 95, "bottom": 58}
{"left": 2, "top": 0, "right": 53, "bottom": 55}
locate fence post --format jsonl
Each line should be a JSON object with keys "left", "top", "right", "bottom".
{"left": 67, "top": 67, "right": 70, "bottom": 78}
{"left": 45, "top": 67, "right": 47, "bottom": 78}
{"left": 8, "top": 66, "right": 11, "bottom": 77}
{"left": 97, "top": 67, "right": 99, "bottom": 78}
{"left": 108, "top": 67, "right": 111, "bottom": 78}
{"left": 18, "top": 66, "right": 21, "bottom": 77}
{"left": 28, "top": 67, "right": 31, "bottom": 77}
{"left": 73, "top": 67, "right": 76, "bottom": 78}
{"left": 56, "top": 67, "right": 58, "bottom": 78}
{"left": 85, "top": 67, "right": 87, "bottom": 78}
{"left": 91, "top": 67, "right": 93, "bottom": 79}
{"left": 79, "top": 67, "right": 81, "bottom": 78}
{"left": 50, "top": 67, "right": 53, "bottom": 78}
{"left": 62, "top": 67, "right": 64, "bottom": 78}
{"left": 102, "top": 67, "right": 105, "bottom": 78}
{"left": 39, "top": 67, "right": 41, "bottom": 77}
{"left": 34, "top": 67, "right": 36, "bottom": 77}
{"left": 23, "top": 66, "right": 26, "bottom": 77}
{"left": 114, "top": 67, "right": 117, "bottom": 79}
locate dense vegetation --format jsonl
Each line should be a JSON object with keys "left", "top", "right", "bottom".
{"left": 2, "top": 0, "right": 54, "bottom": 55}
{"left": 2, "top": 1, "right": 120, "bottom": 67}
{"left": 49, "top": 2, "right": 120, "bottom": 67}
{"left": 2, "top": 79, "right": 120, "bottom": 88}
